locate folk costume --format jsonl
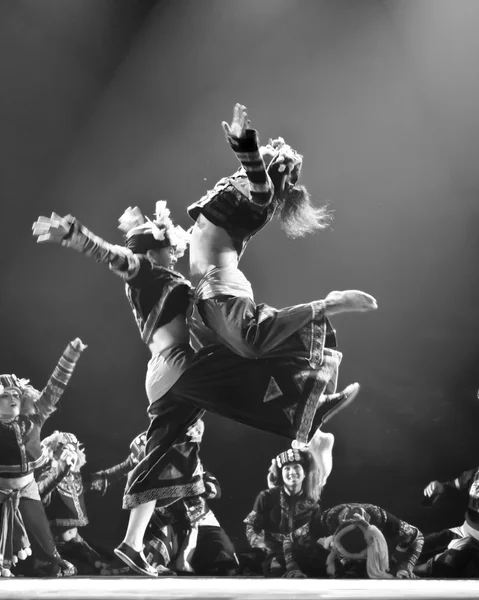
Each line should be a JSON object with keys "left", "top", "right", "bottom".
{"left": 188, "top": 127, "right": 354, "bottom": 444}
{"left": 0, "top": 339, "right": 85, "bottom": 577}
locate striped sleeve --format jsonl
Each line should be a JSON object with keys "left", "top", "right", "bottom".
{"left": 62, "top": 216, "right": 141, "bottom": 281}
{"left": 389, "top": 515, "right": 424, "bottom": 574}
{"left": 227, "top": 129, "right": 274, "bottom": 207}
{"left": 451, "top": 468, "right": 477, "bottom": 492}
{"left": 34, "top": 340, "right": 86, "bottom": 425}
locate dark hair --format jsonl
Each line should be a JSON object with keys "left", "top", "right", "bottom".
{"left": 276, "top": 184, "right": 333, "bottom": 238}
{"left": 340, "top": 527, "right": 368, "bottom": 555}
{"left": 126, "top": 233, "right": 171, "bottom": 255}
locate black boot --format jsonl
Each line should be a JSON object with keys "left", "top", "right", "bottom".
{"left": 114, "top": 543, "right": 158, "bottom": 577}
{"left": 312, "top": 383, "right": 360, "bottom": 429}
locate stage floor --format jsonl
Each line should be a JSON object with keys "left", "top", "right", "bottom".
{"left": 1, "top": 577, "right": 479, "bottom": 600}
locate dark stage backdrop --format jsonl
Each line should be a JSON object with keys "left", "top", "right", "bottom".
{"left": 1, "top": 0, "right": 478, "bottom": 551}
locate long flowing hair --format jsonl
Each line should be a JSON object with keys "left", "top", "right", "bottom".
{"left": 325, "top": 522, "right": 393, "bottom": 579}
{"left": 276, "top": 184, "right": 333, "bottom": 238}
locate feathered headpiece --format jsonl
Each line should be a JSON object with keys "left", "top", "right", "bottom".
{"left": 0, "top": 374, "right": 42, "bottom": 415}
{"left": 41, "top": 431, "right": 87, "bottom": 473}
{"left": 118, "top": 201, "right": 191, "bottom": 258}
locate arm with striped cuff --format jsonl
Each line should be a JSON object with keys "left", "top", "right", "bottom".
{"left": 386, "top": 513, "right": 424, "bottom": 578}
{"left": 449, "top": 468, "right": 478, "bottom": 492}
{"left": 32, "top": 213, "right": 141, "bottom": 281}
{"left": 34, "top": 338, "right": 87, "bottom": 426}
{"left": 227, "top": 129, "right": 274, "bottom": 208}
{"left": 222, "top": 103, "right": 274, "bottom": 208}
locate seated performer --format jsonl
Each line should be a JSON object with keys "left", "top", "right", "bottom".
{"left": 307, "top": 503, "right": 423, "bottom": 579}
{"left": 32, "top": 202, "right": 359, "bottom": 576}
{"left": 37, "top": 430, "right": 125, "bottom": 574}
{"left": 188, "top": 102, "right": 378, "bottom": 444}
{"left": 0, "top": 338, "right": 85, "bottom": 577}
{"left": 244, "top": 431, "right": 334, "bottom": 577}
{"left": 414, "top": 467, "right": 479, "bottom": 577}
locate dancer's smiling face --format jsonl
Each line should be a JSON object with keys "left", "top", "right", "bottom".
{"left": 147, "top": 246, "right": 178, "bottom": 269}
{"left": 282, "top": 462, "right": 305, "bottom": 493}
{"left": 0, "top": 387, "right": 22, "bottom": 420}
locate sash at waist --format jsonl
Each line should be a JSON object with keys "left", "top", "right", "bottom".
{"left": 195, "top": 266, "right": 254, "bottom": 301}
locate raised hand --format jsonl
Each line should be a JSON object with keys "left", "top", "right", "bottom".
{"left": 222, "top": 103, "right": 250, "bottom": 139}
{"left": 70, "top": 338, "right": 88, "bottom": 352}
{"left": 424, "top": 480, "right": 444, "bottom": 497}
{"left": 32, "top": 212, "right": 70, "bottom": 244}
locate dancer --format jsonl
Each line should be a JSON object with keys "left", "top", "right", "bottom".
{"left": 32, "top": 203, "right": 359, "bottom": 576}
{"left": 188, "top": 103, "right": 378, "bottom": 443}
{"left": 38, "top": 431, "right": 121, "bottom": 574}
{"left": 128, "top": 424, "right": 238, "bottom": 576}
{"left": 0, "top": 338, "right": 85, "bottom": 577}
{"left": 304, "top": 503, "right": 423, "bottom": 579}
{"left": 244, "top": 431, "right": 334, "bottom": 577}
{"left": 414, "top": 467, "right": 479, "bottom": 577}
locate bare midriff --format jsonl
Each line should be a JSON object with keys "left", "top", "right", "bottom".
{"left": 189, "top": 215, "right": 239, "bottom": 285}
{"left": 0, "top": 472, "right": 34, "bottom": 488}
{"left": 147, "top": 313, "right": 190, "bottom": 356}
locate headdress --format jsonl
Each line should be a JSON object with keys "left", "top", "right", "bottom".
{"left": 274, "top": 448, "right": 305, "bottom": 470}
{"left": 0, "top": 374, "right": 42, "bottom": 414}
{"left": 118, "top": 201, "right": 191, "bottom": 258}
{"left": 0, "top": 374, "right": 35, "bottom": 394}
{"left": 41, "top": 431, "right": 86, "bottom": 472}
{"left": 268, "top": 137, "right": 303, "bottom": 185}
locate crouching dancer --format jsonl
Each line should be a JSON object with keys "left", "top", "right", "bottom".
{"left": 304, "top": 503, "right": 423, "bottom": 579}
{"left": 0, "top": 338, "right": 86, "bottom": 577}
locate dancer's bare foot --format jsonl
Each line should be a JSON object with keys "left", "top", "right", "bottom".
{"left": 324, "top": 290, "right": 378, "bottom": 316}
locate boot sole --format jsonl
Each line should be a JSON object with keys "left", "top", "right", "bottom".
{"left": 322, "top": 383, "right": 361, "bottom": 425}
{"left": 113, "top": 547, "right": 158, "bottom": 577}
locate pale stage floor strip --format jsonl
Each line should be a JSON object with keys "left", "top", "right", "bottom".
{"left": 1, "top": 578, "right": 479, "bottom": 600}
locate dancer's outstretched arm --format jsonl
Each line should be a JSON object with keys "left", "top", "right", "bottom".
{"left": 32, "top": 213, "right": 140, "bottom": 280}
{"left": 86, "top": 454, "right": 138, "bottom": 495}
{"left": 424, "top": 467, "right": 477, "bottom": 498}
{"left": 34, "top": 337, "right": 87, "bottom": 426}
{"left": 222, "top": 103, "right": 274, "bottom": 208}
{"left": 222, "top": 103, "right": 302, "bottom": 206}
